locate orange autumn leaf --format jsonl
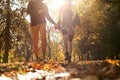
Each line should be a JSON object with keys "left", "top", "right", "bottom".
{"left": 32, "top": 63, "right": 42, "bottom": 70}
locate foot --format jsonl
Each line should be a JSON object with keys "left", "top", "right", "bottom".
{"left": 36, "top": 56, "right": 39, "bottom": 62}
{"left": 65, "top": 52, "right": 69, "bottom": 61}
{"left": 65, "top": 52, "right": 71, "bottom": 63}
{"left": 68, "top": 56, "right": 71, "bottom": 63}
{"left": 36, "top": 56, "right": 42, "bottom": 62}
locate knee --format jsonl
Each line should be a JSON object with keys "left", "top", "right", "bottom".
{"left": 62, "top": 29, "right": 68, "bottom": 35}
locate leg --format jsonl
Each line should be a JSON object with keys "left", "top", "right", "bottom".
{"left": 68, "top": 40, "right": 72, "bottom": 62}
{"left": 68, "top": 35, "right": 74, "bottom": 55}
{"left": 31, "top": 25, "right": 40, "bottom": 60}
{"left": 39, "top": 23, "right": 46, "bottom": 59}
{"left": 62, "top": 29, "right": 69, "bottom": 61}
{"left": 62, "top": 29, "right": 69, "bottom": 52}
{"left": 63, "top": 34, "right": 69, "bottom": 61}
{"left": 68, "top": 27, "right": 75, "bottom": 62}
{"left": 68, "top": 41, "right": 72, "bottom": 55}
{"left": 63, "top": 35, "right": 69, "bottom": 52}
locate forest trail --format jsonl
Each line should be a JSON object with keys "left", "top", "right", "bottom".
{"left": 0, "top": 60, "right": 120, "bottom": 80}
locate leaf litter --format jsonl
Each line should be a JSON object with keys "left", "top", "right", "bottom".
{"left": 0, "top": 60, "right": 120, "bottom": 80}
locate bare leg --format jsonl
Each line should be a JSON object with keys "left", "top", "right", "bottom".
{"left": 31, "top": 25, "right": 40, "bottom": 61}
{"left": 63, "top": 34, "right": 68, "bottom": 52}
{"left": 69, "top": 41, "right": 72, "bottom": 55}
{"left": 39, "top": 24, "right": 46, "bottom": 59}
{"left": 68, "top": 28, "right": 74, "bottom": 62}
{"left": 68, "top": 27, "right": 74, "bottom": 56}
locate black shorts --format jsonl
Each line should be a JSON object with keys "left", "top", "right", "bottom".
{"left": 62, "top": 29, "right": 74, "bottom": 41}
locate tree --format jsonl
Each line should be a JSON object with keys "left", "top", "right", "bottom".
{"left": 99, "top": 0, "right": 120, "bottom": 59}
{"left": 74, "top": 0, "right": 120, "bottom": 60}
{"left": 0, "top": 0, "right": 32, "bottom": 62}
{"left": 2, "top": 0, "right": 11, "bottom": 63}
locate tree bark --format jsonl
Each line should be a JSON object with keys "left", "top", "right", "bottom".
{"left": 3, "top": 0, "right": 10, "bottom": 63}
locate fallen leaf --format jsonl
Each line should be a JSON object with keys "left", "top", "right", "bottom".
{"left": 55, "top": 65, "right": 66, "bottom": 73}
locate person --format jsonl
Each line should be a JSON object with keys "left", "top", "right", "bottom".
{"left": 55, "top": 0, "right": 80, "bottom": 63}
{"left": 27, "top": 0, "right": 56, "bottom": 61}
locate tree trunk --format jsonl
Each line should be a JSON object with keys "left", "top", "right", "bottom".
{"left": 48, "top": 28, "right": 51, "bottom": 60}
{"left": 3, "top": 0, "right": 10, "bottom": 63}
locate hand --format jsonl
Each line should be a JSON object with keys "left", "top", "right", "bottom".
{"left": 54, "top": 24, "right": 58, "bottom": 29}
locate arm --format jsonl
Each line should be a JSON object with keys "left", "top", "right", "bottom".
{"left": 72, "top": 13, "right": 81, "bottom": 28}
{"left": 56, "top": 17, "right": 61, "bottom": 29}
{"left": 45, "top": 5, "right": 55, "bottom": 24}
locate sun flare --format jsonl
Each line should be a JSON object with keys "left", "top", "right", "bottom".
{"left": 44, "top": 0, "right": 65, "bottom": 10}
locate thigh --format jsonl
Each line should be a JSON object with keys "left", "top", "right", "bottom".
{"left": 68, "top": 27, "right": 75, "bottom": 41}
{"left": 39, "top": 23, "right": 46, "bottom": 39}
{"left": 31, "top": 25, "right": 40, "bottom": 41}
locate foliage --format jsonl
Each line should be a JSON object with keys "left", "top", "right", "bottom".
{"left": 0, "top": 0, "right": 32, "bottom": 62}
{"left": 99, "top": 0, "right": 120, "bottom": 59}
{"left": 74, "top": 0, "right": 120, "bottom": 60}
